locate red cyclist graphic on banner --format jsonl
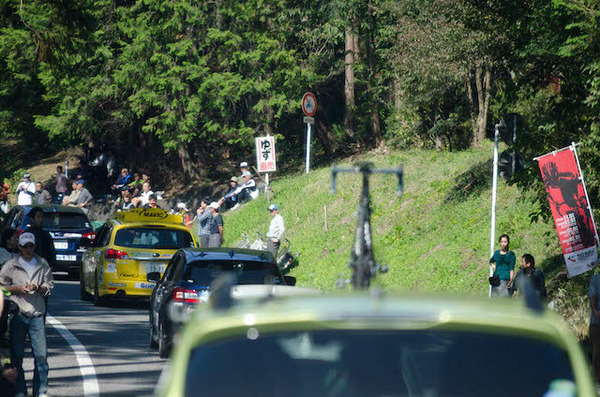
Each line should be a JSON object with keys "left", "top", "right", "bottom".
{"left": 538, "top": 146, "right": 598, "bottom": 276}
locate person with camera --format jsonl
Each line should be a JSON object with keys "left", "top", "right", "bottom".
{"left": 0, "top": 232, "right": 54, "bottom": 397}
{"left": 489, "top": 234, "right": 515, "bottom": 298}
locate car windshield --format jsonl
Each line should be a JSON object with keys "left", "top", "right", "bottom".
{"left": 182, "top": 260, "right": 281, "bottom": 286}
{"left": 114, "top": 227, "right": 194, "bottom": 249}
{"left": 185, "top": 330, "right": 575, "bottom": 397}
{"left": 24, "top": 212, "right": 91, "bottom": 229}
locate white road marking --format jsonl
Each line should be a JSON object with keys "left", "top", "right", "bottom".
{"left": 47, "top": 314, "right": 100, "bottom": 397}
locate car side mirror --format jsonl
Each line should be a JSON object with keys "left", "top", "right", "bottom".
{"left": 147, "top": 272, "right": 161, "bottom": 283}
{"left": 79, "top": 238, "right": 93, "bottom": 248}
{"left": 284, "top": 276, "right": 296, "bottom": 286}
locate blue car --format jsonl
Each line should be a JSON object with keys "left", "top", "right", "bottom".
{"left": 2, "top": 205, "right": 95, "bottom": 276}
{"left": 148, "top": 247, "right": 296, "bottom": 358}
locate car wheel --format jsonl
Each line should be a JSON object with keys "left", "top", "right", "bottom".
{"left": 149, "top": 313, "right": 158, "bottom": 349}
{"left": 80, "top": 269, "right": 91, "bottom": 301}
{"left": 158, "top": 321, "right": 171, "bottom": 359}
{"left": 93, "top": 273, "right": 104, "bottom": 307}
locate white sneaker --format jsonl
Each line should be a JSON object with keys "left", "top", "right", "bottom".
{"left": 39, "top": 393, "right": 51, "bottom": 397}
{"left": 231, "top": 203, "right": 241, "bottom": 211}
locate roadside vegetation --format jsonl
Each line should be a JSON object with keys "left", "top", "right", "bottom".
{"left": 219, "top": 144, "right": 592, "bottom": 338}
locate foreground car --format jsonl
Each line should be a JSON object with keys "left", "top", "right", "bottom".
{"left": 148, "top": 248, "right": 296, "bottom": 358}
{"left": 156, "top": 292, "right": 594, "bottom": 397}
{"left": 80, "top": 208, "right": 196, "bottom": 305}
{"left": 3, "top": 204, "right": 94, "bottom": 276}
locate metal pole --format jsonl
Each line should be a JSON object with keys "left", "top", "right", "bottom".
{"left": 571, "top": 142, "right": 600, "bottom": 247}
{"left": 489, "top": 124, "right": 500, "bottom": 297}
{"left": 305, "top": 123, "right": 312, "bottom": 173}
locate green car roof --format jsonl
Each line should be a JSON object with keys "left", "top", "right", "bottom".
{"left": 158, "top": 292, "right": 596, "bottom": 396}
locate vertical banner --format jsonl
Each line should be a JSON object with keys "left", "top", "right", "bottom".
{"left": 537, "top": 145, "right": 599, "bottom": 277}
{"left": 255, "top": 136, "right": 276, "bottom": 173}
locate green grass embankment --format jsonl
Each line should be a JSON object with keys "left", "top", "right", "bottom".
{"left": 218, "top": 142, "right": 562, "bottom": 295}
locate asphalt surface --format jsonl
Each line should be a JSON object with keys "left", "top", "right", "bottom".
{"left": 13, "top": 276, "right": 166, "bottom": 396}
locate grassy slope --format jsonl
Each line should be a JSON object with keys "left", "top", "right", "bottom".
{"left": 220, "top": 142, "right": 562, "bottom": 295}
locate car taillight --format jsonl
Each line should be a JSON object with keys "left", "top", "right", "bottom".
{"left": 172, "top": 287, "right": 199, "bottom": 303}
{"left": 83, "top": 232, "right": 96, "bottom": 240}
{"left": 105, "top": 248, "right": 129, "bottom": 260}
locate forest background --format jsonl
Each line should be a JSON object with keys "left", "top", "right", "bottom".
{"left": 2, "top": 0, "right": 600, "bottom": 223}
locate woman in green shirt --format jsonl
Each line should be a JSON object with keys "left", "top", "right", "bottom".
{"left": 490, "top": 234, "right": 516, "bottom": 297}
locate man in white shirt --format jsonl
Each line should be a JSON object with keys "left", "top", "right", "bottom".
{"left": 133, "top": 182, "right": 154, "bottom": 208}
{"left": 16, "top": 173, "right": 36, "bottom": 205}
{"left": 266, "top": 204, "right": 285, "bottom": 260}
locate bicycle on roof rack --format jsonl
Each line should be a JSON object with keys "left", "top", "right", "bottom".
{"left": 331, "top": 162, "right": 403, "bottom": 290}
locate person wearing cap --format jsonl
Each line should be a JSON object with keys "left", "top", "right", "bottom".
{"left": 208, "top": 202, "right": 224, "bottom": 247}
{"left": 16, "top": 173, "right": 35, "bottom": 206}
{"left": 266, "top": 204, "right": 285, "bottom": 259}
{"left": 233, "top": 171, "right": 258, "bottom": 207}
{"left": 0, "top": 232, "right": 54, "bottom": 397}
{"left": 239, "top": 161, "right": 250, "bottom": 179}
{"left": 76, "top": 180, "right": 93, "bottom": 213}
{"left": 219, "top": 176, "right": 239, "bottom": 211}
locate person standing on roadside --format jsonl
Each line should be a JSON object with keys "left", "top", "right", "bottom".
{"left": 510, "top": 254, "right": 546, "bottom": 298}
{"left": 191, "top": 198, "right": 212, "bottom": 248}
{"left": 0, "top": 232, "right": 54, "bottom": 397}
{"left": 208, "top": 202, "right": 223, "bottom": 247}
{"left": 266, "top": 204, "right": 285, "bottom": 260}
{"left": 16, "top": 174, "right": 35, "bottom": 206}
{"left": 34, "top": 183, "right": 52, "bottom": 206}
{"left": 27, "top": 207, "right": 56, "bottom": 270}
{"left": 76, "top": 180, "right": 93, "bottom": 213}
{"left": 54, "top": 166, "right": 68, "bottom": 205}
{"left": 489, "top": 234, "right": 515, "bottom": 298}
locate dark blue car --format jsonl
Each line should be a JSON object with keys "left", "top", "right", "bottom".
{"left": 2, "top": 205, "right": 95, "bottom": 276}
{"left": 148, "top": 247, "right": 296, "bottom": 358}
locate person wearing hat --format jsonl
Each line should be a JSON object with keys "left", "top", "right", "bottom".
{"left": 76, "top": 180, "right": 93, "bottom": 213}
{"left": 239, "top": 161, "right": 250, "bottom": 179}
{"left": 233, "top": 171, "right": 258, "bottom": 207}
{"left": 266, "top": 204, "right": 285, "bottom": 259}
{"left": 219, "top": 176, "right": 239, "bottom": 211}
{"left": 0, "top": 232, "right": 54, "bottom": 397}
{"left": 16, "top": 173, "right": 35, "bottom": 206}
{"left": 208, "top": 202, "right": 224, "bottom": 247}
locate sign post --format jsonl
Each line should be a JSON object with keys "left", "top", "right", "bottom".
{"left": 302, "top": 92, "right": 317, "bottom": 173}
{"left": 255, "top": 136, "right": 276, "bottom": 199}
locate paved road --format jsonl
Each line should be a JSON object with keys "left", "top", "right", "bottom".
{"left": 17, "top": 276, "right": 166, "bottom": 396}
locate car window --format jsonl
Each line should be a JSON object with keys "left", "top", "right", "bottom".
{"left": 185, "top": 330, "right": 575, "bottom": 397}
{"left": 23, "top": 212, "right": 91, "bottom": 229}
{"left": 163, "top": 253, "right": 182, "bottom": 282}
{"left": 94, "top": 224, "right": 112, "bottom": 248}
{"left": 114, "top": 227, "right": 194, "bottom": 249}
{"left": 100, "top": 224, "right": 113, "bottom": 247}
{"left": 181, "top": 260, "right": 282, "bottom": 286}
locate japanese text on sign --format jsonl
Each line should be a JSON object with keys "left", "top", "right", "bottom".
{"left": 255, "top": 136, "right": 277, "bottom": 173}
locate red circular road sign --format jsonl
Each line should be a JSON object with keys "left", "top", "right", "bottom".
{"left": 302, "top": 92, "right": 317, "bottom": 117}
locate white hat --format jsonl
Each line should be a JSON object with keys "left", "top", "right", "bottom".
{"left": 209, "top": 202, "right": 220, "bottom": 209}
{"left": 242, "top": 171, "right": 252, "bottom": 177}
{"left": 240, "top": 162, "right": 249, "bottom": 168}
{"left": 19, "top": 232, "right": 35, "bottom": 246}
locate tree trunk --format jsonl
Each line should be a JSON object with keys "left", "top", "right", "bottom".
{"left": 368, "top": 0, "right": 383, "bottom": 147}
{"left": 344, "top": 27, "right": 356, "bottom": 137}
{"left": 469, "top": 61, "right": 492, "bottom": 147}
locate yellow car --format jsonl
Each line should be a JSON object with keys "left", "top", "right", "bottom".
{"left": 157, "top": 289, "right": 595, "bottom": 397}
{"left": 80, "top": 208, "right": 197, "bottom": 305}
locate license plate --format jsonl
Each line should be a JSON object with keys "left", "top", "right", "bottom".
{"left": 54, "top": 242, "right": 68, "bottom": 250}
{"left": 135, "top": 282, "right": 156, "bottom": 290}
{"left": 56, "top": 254, "right": 76, "bottom": 261}
{"left": 145, "top": 263, "right": 166, "bottom": 274}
